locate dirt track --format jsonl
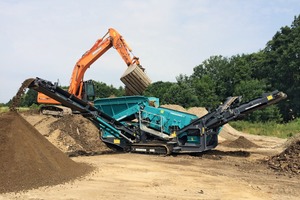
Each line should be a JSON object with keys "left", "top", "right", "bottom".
{"left": 0, "top": 112, "right": 299, "bottom": 200}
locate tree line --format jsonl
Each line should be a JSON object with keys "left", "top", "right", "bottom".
{"left": 144, "top": 15, "right": 300, "bottom": 122}
{"left": 7, "top": 15, "right": 300, "bottom": 122}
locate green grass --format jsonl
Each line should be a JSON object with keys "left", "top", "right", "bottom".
{"left": 229, "top": 118, "right": 300, "bottom": 138}
{"left": 0, "top": 106, "right": 30, "bottom": 113}
{"left": 0, "top": 107, "right": 9, "bottom": 113}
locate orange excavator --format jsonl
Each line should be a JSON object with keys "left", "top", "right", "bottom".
{"left": 38, "top": 28, "right": 151, "bottom": 115}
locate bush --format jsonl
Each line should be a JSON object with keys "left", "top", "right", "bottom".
{"left": 245, "top": 105, "right": 283, "bottom": 123}
{"left": 230, "top": 118, "right": 300, "bottom": 138}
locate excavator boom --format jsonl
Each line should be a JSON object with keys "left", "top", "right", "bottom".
{"left": 38, "top": 28, "right": 151, "bottom": 107}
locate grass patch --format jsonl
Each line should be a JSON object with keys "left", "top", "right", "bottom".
{"left": 0, "top": 107, "right": 9, "bottom": 113}
{"left": 229, "top": 118, "right": 300, "bottom": 138}
{"left": 0, "top": 106, "right": 30, "bottom": 113}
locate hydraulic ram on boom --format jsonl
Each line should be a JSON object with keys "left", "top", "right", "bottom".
{"left": 27, "top": 77, "right": 287, "bottom": 154}
{"left": 38, "top": 28, "right": 151, "bottom": 116}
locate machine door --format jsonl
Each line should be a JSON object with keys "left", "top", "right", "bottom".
{"left": 83, "top": 80, "right": 95, "bottom": 102}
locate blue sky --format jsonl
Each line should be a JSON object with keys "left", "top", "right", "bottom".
{"left": 1, "top": 0, "right": 300, "bottom": 103}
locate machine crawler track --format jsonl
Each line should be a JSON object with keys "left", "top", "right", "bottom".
{"left": 130, "top": 143, "right": 172, "bottom": 155}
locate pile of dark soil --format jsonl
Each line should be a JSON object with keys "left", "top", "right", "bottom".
{"left": 221, "top": 136, "right": 260, "bottom": 149}
{"left": 49, "top": 114, "right": 112, "bottom": 156}
{"left": 268, "top": 139, "right": 300, "bottom": 176}
{"left": 0, "top": 112, "right": 93, "bottom": 194}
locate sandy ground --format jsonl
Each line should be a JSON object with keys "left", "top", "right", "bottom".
{"left": 1, "top": 145, "right": 299, "bottom": 200}
{"left": 0, "top": 113, "right": 299, "bottom": 200}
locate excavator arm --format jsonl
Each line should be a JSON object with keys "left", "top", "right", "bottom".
{"left": 69, "top": 28, "right": 144, "bottom": 98}
{"left": 38, "top": 28, "right": 151, "bottom": 105}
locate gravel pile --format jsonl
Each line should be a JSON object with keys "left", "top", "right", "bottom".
{"left": 268, "top": 139, "right": 300, "bottom": 176}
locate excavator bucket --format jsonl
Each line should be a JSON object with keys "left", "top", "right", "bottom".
{"left": 121, "top": 64, "right": 151, "bottom": 95}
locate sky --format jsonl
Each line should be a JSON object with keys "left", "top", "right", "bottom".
{"left": 1, "top": 0, "right": 300, "bottom": 103}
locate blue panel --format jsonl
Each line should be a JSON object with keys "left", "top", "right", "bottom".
{"left": 94, "top": 96, "right": 159, "bottom": 117}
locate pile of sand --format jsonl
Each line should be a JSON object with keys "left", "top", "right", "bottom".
{"left": 161, "top": 104, "right": 187, "bottom": 112}
{"left": 48, "top": 114, "right": 112, "bottom": 156}
{"left": 221, "top": 136, "right": 260, "bottom": 149}
{"left": 268, "top": 138, "right": 300, "bottom": 176}
{"left": 0, "top": 112, "right": 93, "bottom": 193}
{"left": 161, "top": 104, "right": 208, "bottom": 117}
{"left": 22, "top": 112, "right": 112, "bottom": 156}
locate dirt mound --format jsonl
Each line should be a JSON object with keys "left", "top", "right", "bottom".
{"left": 0, "top": 112, "right": 93, "bottom": 194}
{"left": 160, "top": 105, "right": 209, "bottom": 118}
{"left": 160, "top": 104, "right": 187, "bottom": 112}
{"left": 48, "top": 114, "right": 112, "bottom": 156}
{"left": 22, "top": 112, "right": 112, "bottom": 156}
{"left": 268, "top": 139, "right": 300, "bottom": 176}
{"left": 187, "top": 107, "right": 208, "bottom": 117}
{"left": 221, "top": 136, "right": 260, "bottom": 149}
{"left": 282, "top": 133, "right": 300, "bottom": 148}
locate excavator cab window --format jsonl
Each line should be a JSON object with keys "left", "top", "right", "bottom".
{"left": 83, "top": 80, "right": 95, "bottom": 102}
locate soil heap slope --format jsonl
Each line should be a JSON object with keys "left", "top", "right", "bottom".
{"left": 268, "top": 138, "right": 300, "bottom": 176}
{"left": 48, "top": 114, "right": 112, "bottom": 156}
{"left": 222, "top": 136, "right": 260, "bottom": 149}
{"left": 0, "top": 112, "right": 92, "bottom": 194}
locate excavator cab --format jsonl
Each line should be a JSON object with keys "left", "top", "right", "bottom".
{"left": 82, "top": 80, "right": 95, "bottom": 102}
